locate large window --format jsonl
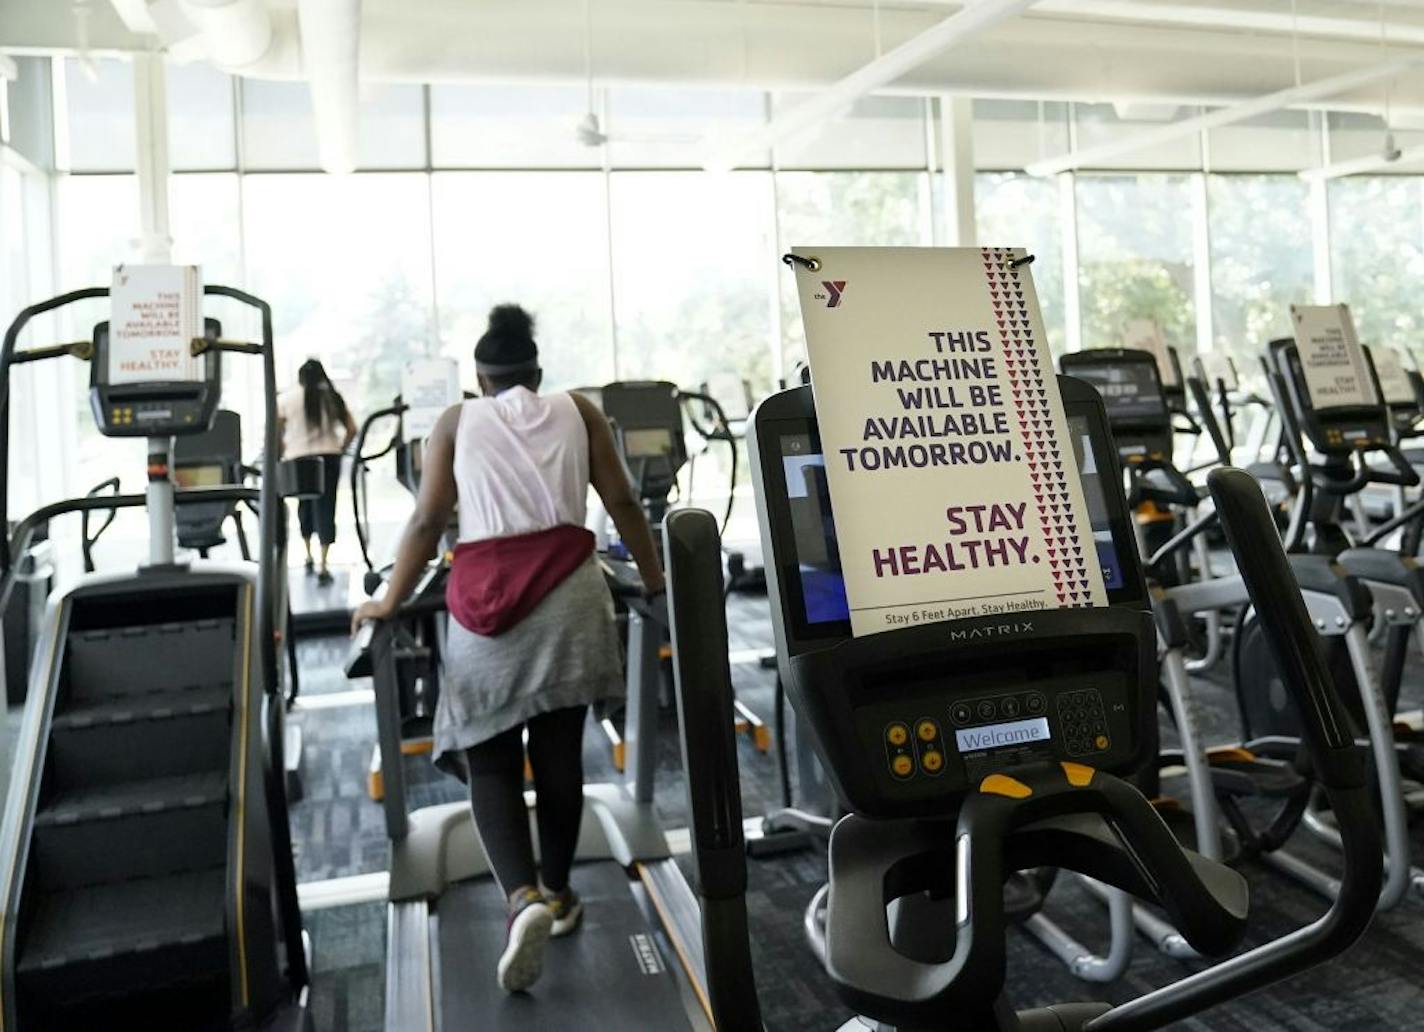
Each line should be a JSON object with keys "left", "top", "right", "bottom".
{"left": 1076, "top": 174, "right": 1197, "bottom": 354}
{"left": 167, "top": 63, "right": 235, "bottom": 171}
{"left": 976, "top": 172, "right": 1066, "bottom": 354}
{"left": 2, "top": 160, "right": 58, "bottom": 519}
{"left": 241, "top": 173, "right": 437, "bottom": 416}
{"left": 53, "top": 58, "right": 1424, "bottom": 560}
{"left": 1329, "top": 177, "right": 1424, "bottom": 353}
{"left": 608, "top": 171, "right": 777, "bottom": 391}
{"left": 1208, "top": 175, "right": 1313, "bottom": 368}
{"left": 775, "top": 171, "right": 932, "bottom": 371}
{"left": 429, "top": 84, "right": 595, "bottom": 169}
{"left": 431, "top": 173, "right": 614, "bottom": 390}
{"left": 59, "top": 57, "right": 134, "bottom": 172}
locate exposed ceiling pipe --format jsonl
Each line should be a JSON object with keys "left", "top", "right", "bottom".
{"left": 1025, "top": 56, "right": 1423, "bottom": 176}
{"left": 1033, "top": 0, "right": 1424, "bottom": 47}
{"left": 296, "top": 0, "right": 361, "bottom": 175}
{"left": 108, "top": 0, "right": 157, "bottom": 35}
{"left": 1299, "top": 140, "right": 1424, "bottom": 180}
{"left": 179, "top": 0, "right": 273, "bottom": 68}
{"left": 702, "top": 0, "right": 1043, "bottom": 170}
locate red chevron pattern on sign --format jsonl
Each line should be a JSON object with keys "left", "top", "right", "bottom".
{"left": 980, "top": 247, "right": 1092, "bottom": 608}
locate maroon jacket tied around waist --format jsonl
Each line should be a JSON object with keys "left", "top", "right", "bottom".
{"left": 446, "top": 525, "right": 597, "bottom": 636}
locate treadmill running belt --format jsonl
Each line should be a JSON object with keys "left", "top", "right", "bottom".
{"left": 436, "top": 860, "right": 696, "bottom": 1028}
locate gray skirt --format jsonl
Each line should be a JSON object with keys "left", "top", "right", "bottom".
{"left": 432, "top": 555, "right": 624, "bottom": 776}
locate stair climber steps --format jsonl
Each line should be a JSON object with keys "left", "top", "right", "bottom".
{"left": 52, "top": 683, "right": 232, "bottom": 730}
{"left": 65, "top": 618, "right": 238, "bottom": 705}
{"left": 17, "top": 867, "right": 229, "bottom": 1006}
{"left": 34, "top": 769, "right": 228, "bottom": 826}
{"left": 48, "top": 683, "right": 234, "bottom": 789}
{"left": 31, "top": 771, "right": 230, "bottom": 890}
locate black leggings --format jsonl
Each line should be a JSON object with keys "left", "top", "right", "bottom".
{"left": 297, "top": 453, "right": 342, "bottom": 546}
{"left": 465, "top": 705, "right": 588, "bottom": 898}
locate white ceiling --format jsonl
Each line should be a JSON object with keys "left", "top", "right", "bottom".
{"left": 4, "top": 0, "right": 1424, "bottom": 118}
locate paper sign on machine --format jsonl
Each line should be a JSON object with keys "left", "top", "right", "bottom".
{"left": 1290, "top": 304, "right": 1377, "bottom": 409}
{"left": 1370, "top": 346, "right": 1416, "bottom": 406}
{"left": 109, "top": 265, "right": 204, "bottom": 386}
{"left": 402, "top": 357, "right": 463, "bottom": 440}
{"left": 793, "top": 246, "right": 1106, "bottom": 637}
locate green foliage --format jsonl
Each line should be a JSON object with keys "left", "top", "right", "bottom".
{"left": 1331, "top": 178, "right": 1424, "bottom": 356}
{"left": 1079, "top": 258, "right": 1193, "bottom": 349}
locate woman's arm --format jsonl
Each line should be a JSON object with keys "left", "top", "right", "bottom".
{"left": 351, "top": 403, "right": 460, "bottom": 633}
{"left": 275, "top": 414, "right": 286, "bottom": 459}
{"left": 341, "top": 405, "right": 358, "bottom": 452}
{"left": 572, "top": 393, "right": 665, "bottom": 595}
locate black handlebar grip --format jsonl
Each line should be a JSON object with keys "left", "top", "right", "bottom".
{"left": 664, "top": 508, "right": 765, "bottom": 1032}
{"left": 1207, "top": 468, "right": 1367, "bottom": 791}
{"left": 1372, "top": 443, "right": 1421, "bottom": 489}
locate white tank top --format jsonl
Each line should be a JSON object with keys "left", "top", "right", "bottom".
{"left": 453, "top": 388, "right": 590, "bottom": 544}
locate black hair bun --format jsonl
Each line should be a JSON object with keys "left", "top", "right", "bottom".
{"left": 487, "top": 304, "right": 534, "bottom": 341}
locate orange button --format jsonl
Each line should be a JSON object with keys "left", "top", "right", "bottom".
{"left": 1094, "top": 735, "right": 1110, "bottom": 751}
{"left": 917, "top": 720, "right": 938, "bottom": 742}
{"left": 1061, "top": 762, "right": 1095, "bottom": 787}
{"left": 892, "top": 755, "right": 914, "bottom": 777}
{"left": 886, "top": 724, "right": 909, "bottom": 746}
{"left": 921, "top": 749, "right": 944, "bottom": 773}
{"left": 980, "top": 774, "right": 1032, "bottom": 798}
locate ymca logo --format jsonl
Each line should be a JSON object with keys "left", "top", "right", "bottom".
{"left": 815, "top": 280, "right": 847, "bottom": 308}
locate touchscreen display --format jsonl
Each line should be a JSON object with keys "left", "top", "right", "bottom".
{"left": 623, "top": 428, "right": 675, "bottom": 458}
{"left": 779, "top": 414, "right": 1126, "bottom": 625}
{"left": 1067, "top": 361, "right": 1166, "bottom": 423}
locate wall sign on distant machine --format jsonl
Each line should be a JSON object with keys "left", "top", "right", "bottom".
{"left": 1122, "top": 319, "right": 1179, "bottom": 387}
{"left": 792, "top": 246, "right": 1105, "bottom": 637}
{"left": 109, "top": 264, "right": 204, "bottom": 386}
{"left": 1370, "top": 346, "right": 1416, "bottom": 406}
{"left": 401, "top": 357, "right": 462, "bottom": 440}
{"left": 1290, "top": 304, "right": 1377, "bottom": 410}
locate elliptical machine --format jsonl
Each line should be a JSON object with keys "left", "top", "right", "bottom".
{"left": 668, "top": 383, "right": 1381, "bottom": 1029}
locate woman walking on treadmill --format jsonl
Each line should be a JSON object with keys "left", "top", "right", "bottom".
{"left": 351, "top": 305, "right": 665, "bottom": 994}
{"left": 278, "top": 358, "right": 357, "bottom": 583}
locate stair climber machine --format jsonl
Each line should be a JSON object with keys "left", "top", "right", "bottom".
{"left": 582, "top": 380, "right": 768, "bottom": 766}
{"left": 0, "top": 284, "right": 311, "bottom": 1029}
{"left": 670, "top": 386, "right": 1383, "bottom": 1030}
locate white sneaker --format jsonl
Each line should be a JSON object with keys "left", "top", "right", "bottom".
{"left": 496, "top": 896, "right": 554, "bottom": 993}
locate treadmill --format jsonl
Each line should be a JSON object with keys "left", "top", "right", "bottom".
{"left": 354, "top": 490, "right": 712, "bottom": 1024}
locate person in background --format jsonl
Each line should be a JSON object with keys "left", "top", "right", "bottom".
{"left": 350, "top": 304, "right": 665, "bottom": 995}
{"left": 278, "top": 358, "right": 357, "bottom": 584}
